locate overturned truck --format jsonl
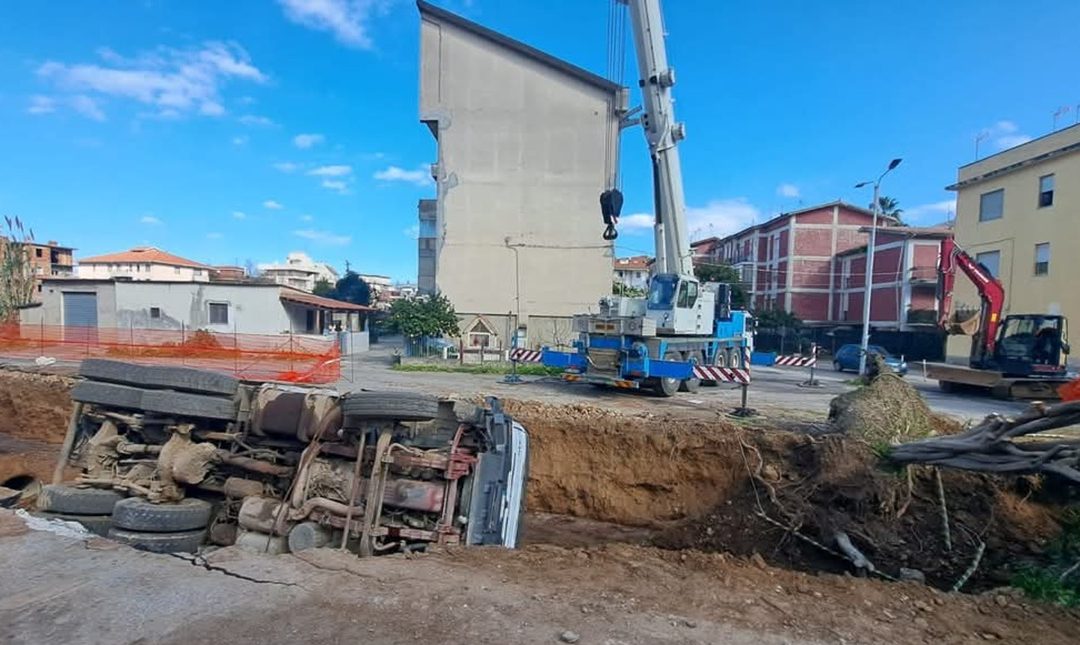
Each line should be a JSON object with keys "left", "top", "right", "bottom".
{"left": 37, "top": 359, "right": 528, "bottom": 555}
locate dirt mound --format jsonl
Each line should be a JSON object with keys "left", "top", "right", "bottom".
{"left": 507, "top": 399, "right": 1068, "bottom": 593}
{"left": 0, "top": 369, "right": 74, "bottom": 445}
{"left": 828, "top": 372, "right": 935, "bottom": 443}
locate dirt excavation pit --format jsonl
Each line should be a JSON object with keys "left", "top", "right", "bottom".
{"left": 507, "top": 400, "right": 1073, "bottom": 594}
{"left": 0, "top": 368, "right": 1074, "bottom": 601}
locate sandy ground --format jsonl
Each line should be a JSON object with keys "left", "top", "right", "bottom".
{"left": 3, "top": 510, "right": 1078, "bottom": 645}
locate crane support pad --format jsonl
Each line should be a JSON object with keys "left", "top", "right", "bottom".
{"left": 509, "top": 348, "right": 543, "bottom": 363}
{"left": 774, "top": 355, "right": 817, "bottom": 367}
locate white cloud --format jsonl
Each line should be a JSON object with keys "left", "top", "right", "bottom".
{"left": 403, "top": 224, "right": 419, "bottom": 239}
{"left": 70, "top": 95, "right": 106, "bottom": 121}
{"left": 300, "top": 214, "right": 314, "bottom": 222}
{"left": 27, "top": 95, "right": 56, "bottom": 114}
{"left": 263, "top": 199, "right": 284, "bottom": 210}
{"left": 777, "top": 183, "right": 800, "bottom": 199}
{"left": 980, "top": 120, "right": 1034, "bottom": 152}
{"left": 206, "top": 232, "right": 224, "bottom": 240}
{"left": 293, "top": 133, "right": 324, "bottom": 149}
{"left": 239, "top": 114, "right": 275, "bottom": 127}
{"left": 232, "top": 211, "right": 247, "bottom": 220}
{"left": 307, "top": 164, "right": 352, "bottom": 177}
{"left": 294, "top": 228, "right": 351, "bottom": 246}
{"left": 140, "top": 215, "right": 162, "bottom": 225}
{"left": 274, "top": 161, "right": 299, "bottom": 173}
{"left": 37, "top": 41, "right": 266, "bottom": 119}
{"left": 905, "top": 199, "right": 956, "bottom": 224}
{"left": 320, "top": 179, "right": 349, "bottom": 194}
{"left": 619, "top": 199, "right": 761, "bottom": 240}
{"left": 278, "top": 0, "right": 387, "bottom": 49}
{"left": 374, "top": 164, "right": 432, "bottom": 186}
{"left": 231, "top": 135, "right": 248, "bottom": 146}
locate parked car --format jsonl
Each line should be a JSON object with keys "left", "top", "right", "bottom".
{"left": 37, "top": 359, "right": 528, "bottom": 555}
{"left": 832, "top": 344, "right": 908, "bottom": 375}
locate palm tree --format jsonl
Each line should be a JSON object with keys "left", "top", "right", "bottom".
{"left": 877, "top": 196, "right": 904, "bottom": 224}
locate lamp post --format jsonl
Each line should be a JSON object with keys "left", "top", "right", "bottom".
{"left": 855, "top": 158, "right": 902, "bottom": 376}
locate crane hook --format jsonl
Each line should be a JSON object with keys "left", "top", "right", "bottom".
{"left": 600, "top": 188, "right": 623, "bottom": 242}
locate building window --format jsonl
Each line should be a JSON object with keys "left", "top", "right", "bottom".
{"left": 35, "top": 248, "right": 43, "bottom": 258}
{"left": 1034, "top": 243, "right": 1050, "bottom": 276}
{"left": 1038, "top": 174, "right": 1054, "bottom": 208}
{"left": 150, "top": 307, "right": 161, "bottom": 319}
{"left": 979, "top": 189, "right": 1004, "bottom": 221}
{"left": 208, "top": 302, "right": 229, "bottom": 325}
{"left": 174, "top": 267, "right": 181, "bottom": 275}
{"left": 975, "top": 250, "right": 1001, "bottom": 278}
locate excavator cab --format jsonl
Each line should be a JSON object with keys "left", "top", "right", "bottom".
{"left": 993, "top": 314, "right": 1069, "bottom": 377}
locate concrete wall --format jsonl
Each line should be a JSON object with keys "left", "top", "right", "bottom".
{"left": 78, "top": 263, "right": 209, "bottom": 282}
{"left": 37, "top": 281, "right": 119, "bottom": 327}
{"left": 419, "top": 14, "right": 618, "bottom": 346}
{"left": 948, "top": 124, "right": 1080, "bottom": 361}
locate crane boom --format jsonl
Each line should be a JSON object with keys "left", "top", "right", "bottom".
{"left": 938, "top": 237, "right": 1005, "bottom": 357}
{"left": 625, "top": 0, "right": 692, "bottom": 277}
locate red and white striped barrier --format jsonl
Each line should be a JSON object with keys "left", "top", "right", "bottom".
{"left": 774, "top": 355, "right": 817, "bottom": 367}
{"left": 509, "top": 348, "right": 542, "bottom": 363}
{"left": 693, "top": 365, "right": 751, "bottom": 385}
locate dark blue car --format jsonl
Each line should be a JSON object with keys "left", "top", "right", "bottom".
{"left": 832, "top": 344, "right": 908, "bottom": 375}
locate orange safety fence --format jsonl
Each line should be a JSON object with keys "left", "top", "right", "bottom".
{"left": 0, "top": 323, "right": 341, "bottom": 384}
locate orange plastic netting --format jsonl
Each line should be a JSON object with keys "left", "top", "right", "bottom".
{"left": 0, "top": 323, "right": 341, "bottom": 383}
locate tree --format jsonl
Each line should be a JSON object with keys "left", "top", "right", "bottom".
{"left": 0, "top": 216, "right": 37, "bottom": 322}
{"left": 389, "top": 293, "right": 460, "bottom": 339}
{"left": 331, "top": 271, "right": 372, "bottom": 306}
{"left": 612, "top": 281, "right": 646, "bottom": 298}
{"left": 693, "top": 263, "right": 748, "bottom": 309}
{"left": 878, "top": 196, "right": 904, "bottom": 223}
{"left": 312, "top": 278, "right": 334, "bottom": 297}
{"left": 754, "top": 308, "right": 804, "bottom": 355}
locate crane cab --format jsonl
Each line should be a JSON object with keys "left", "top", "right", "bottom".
{"left": 646, "top": 273, "right": 715, "bottom": 335}
{"left": 989, "top": 314, "right": 1069, "bottom": 378}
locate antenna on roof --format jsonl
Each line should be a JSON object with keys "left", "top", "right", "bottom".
{"left": 1052, "top": 105, "right": 1071, "bottom": 131}
{"left": 974, "top": 130, "right": 989, "bottom": 160}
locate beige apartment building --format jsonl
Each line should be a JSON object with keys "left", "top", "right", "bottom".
{"left": 417, "top": 1, "right": 620, "bottom": 349}
{"left": 945, "top": 123, "right": 1080, "bottom": 361}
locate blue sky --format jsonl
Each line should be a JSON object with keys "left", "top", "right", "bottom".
{"left": 2, "top": 1, "right": 1078, "bottom": 281}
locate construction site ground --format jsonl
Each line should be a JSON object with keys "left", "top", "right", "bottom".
{"left": 1, "top": 357, "right": 1077, "bottom": 644}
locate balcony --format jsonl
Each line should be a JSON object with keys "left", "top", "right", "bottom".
{"left": 909, "top": 266, "right": 937, "bottom": 285}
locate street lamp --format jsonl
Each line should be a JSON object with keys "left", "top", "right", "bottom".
{"left": 855, "top": 157, "right": 903, "bottom": 376}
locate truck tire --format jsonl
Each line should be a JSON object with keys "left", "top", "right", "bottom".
{"left": 79, "top": 359, "right": 239, "bottom": 396}
{"left": 33, "top": 511, "right": 112, "bottom": 537}
{"left": 112, "top": 497, "right": 213, "bottom": 532}
{"left": 108, "top": 527, "right": 205, "bottom": 553}
{"left": 342, "top": 391, "right": 439, "bottom": 422}
{"left": 37, "top": 485, "right": 123, "bottom": 515}
{"left": 678, "top": 352, "right": 701, "bottom": 393}
{"left": 651, "top": 351, "right": 680, "bottom": 397}
{"left": 70, "top": 381, "right": 144, "bottom": 410}
{"left": 139, "top": 389, "right": 237, "bottom": 421}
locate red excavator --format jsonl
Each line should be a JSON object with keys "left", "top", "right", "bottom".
{"left": 926, "top": 237, "right": 1071, "bottom": 399}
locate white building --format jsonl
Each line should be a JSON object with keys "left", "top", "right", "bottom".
{"left": 77, "top": 247, "right": 211, "bottom": 282}
{"left": 258, "top": 252, "right": 340, "bottom": 293}
{"left": 417, "top": 1, "right": 621, "bottom": 347}
{"left": 613, "top": 256, "right": 651, "bottom": 291}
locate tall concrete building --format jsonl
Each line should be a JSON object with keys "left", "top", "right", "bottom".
{"left": 945, "top": 123, "right": 1080, "bottom": 361}
{"left": 416, "top": 1, "right": 621, "bottom": 348}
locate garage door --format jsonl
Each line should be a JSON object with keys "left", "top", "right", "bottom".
{"left": 63, "top": 292, "right": 98, "bottom": 327}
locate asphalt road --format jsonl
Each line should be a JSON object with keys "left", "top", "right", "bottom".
{"left": 339, "top": 346, "right": 1029, "bottom": 423}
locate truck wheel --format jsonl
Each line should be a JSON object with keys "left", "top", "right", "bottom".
{"left": 652, "top": 351, "right": 680, "bottom": 397}
{"left": 70, "top": 381, "right": 145, "bottom": 410}
{"left": 678, "top": 352, "right": 701, "bottom": 393}
{"left": 79, "top": 359, "right": 239, "bottom": 396}
{"left": 138, "top": 389, "right": 238, "bottom": 421}
{"left": 37, "top": 485, "right": 123, "bottom": 515}
{"left": 342, "top": 391, "right": 439, "bottom": 422}
{"left": 33, "top": 511, "right": 112, "bottom": 537}
{"left": 112, "top": 497, "right": 213, "bottom": 532}
{"left": 108, "top": 527, "right": 205, "bottom": 553}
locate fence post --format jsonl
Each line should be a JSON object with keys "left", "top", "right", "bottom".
{"left": 39, "top": 319, "right": 44, "bottom": 356}
{"left": 129, "top": 320, "right": 134, "bottom": 358}
{"left": 234, "top": 323, "right": 239, "bottom": 377}
{"left": 181, "top": 323, "right": 186, "bottom": 366}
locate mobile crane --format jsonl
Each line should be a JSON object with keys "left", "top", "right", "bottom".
{"left": 541, "top": 0, "right": 752, "bottom": 396}
{"left": 926, "top": 237, "right": 1071, "bottom": 398}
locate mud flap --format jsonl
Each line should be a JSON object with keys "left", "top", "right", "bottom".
{"left": 465, "top": 402, "right": 529, "bottom": 548}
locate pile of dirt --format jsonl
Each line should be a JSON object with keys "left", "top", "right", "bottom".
{"left": 0, "top": 369, "right": 74, "bottom": 444}
{"left": 828, "top": 371, "right": 936, "bottom": 443}
{"left": 507, "top": 399, "right": 1069, "bottom": 593}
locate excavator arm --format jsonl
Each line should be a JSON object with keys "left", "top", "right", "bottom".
{"left": 938, "top": 237, "right": 1006, "bottom": 356}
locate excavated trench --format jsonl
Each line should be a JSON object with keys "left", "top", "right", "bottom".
{"left": 0, "top": 370, "right": 1072, "bottom": 594}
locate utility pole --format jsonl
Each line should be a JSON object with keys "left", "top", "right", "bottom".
{"left": 855, "top": 158, "right": 903, "bottom": 377}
